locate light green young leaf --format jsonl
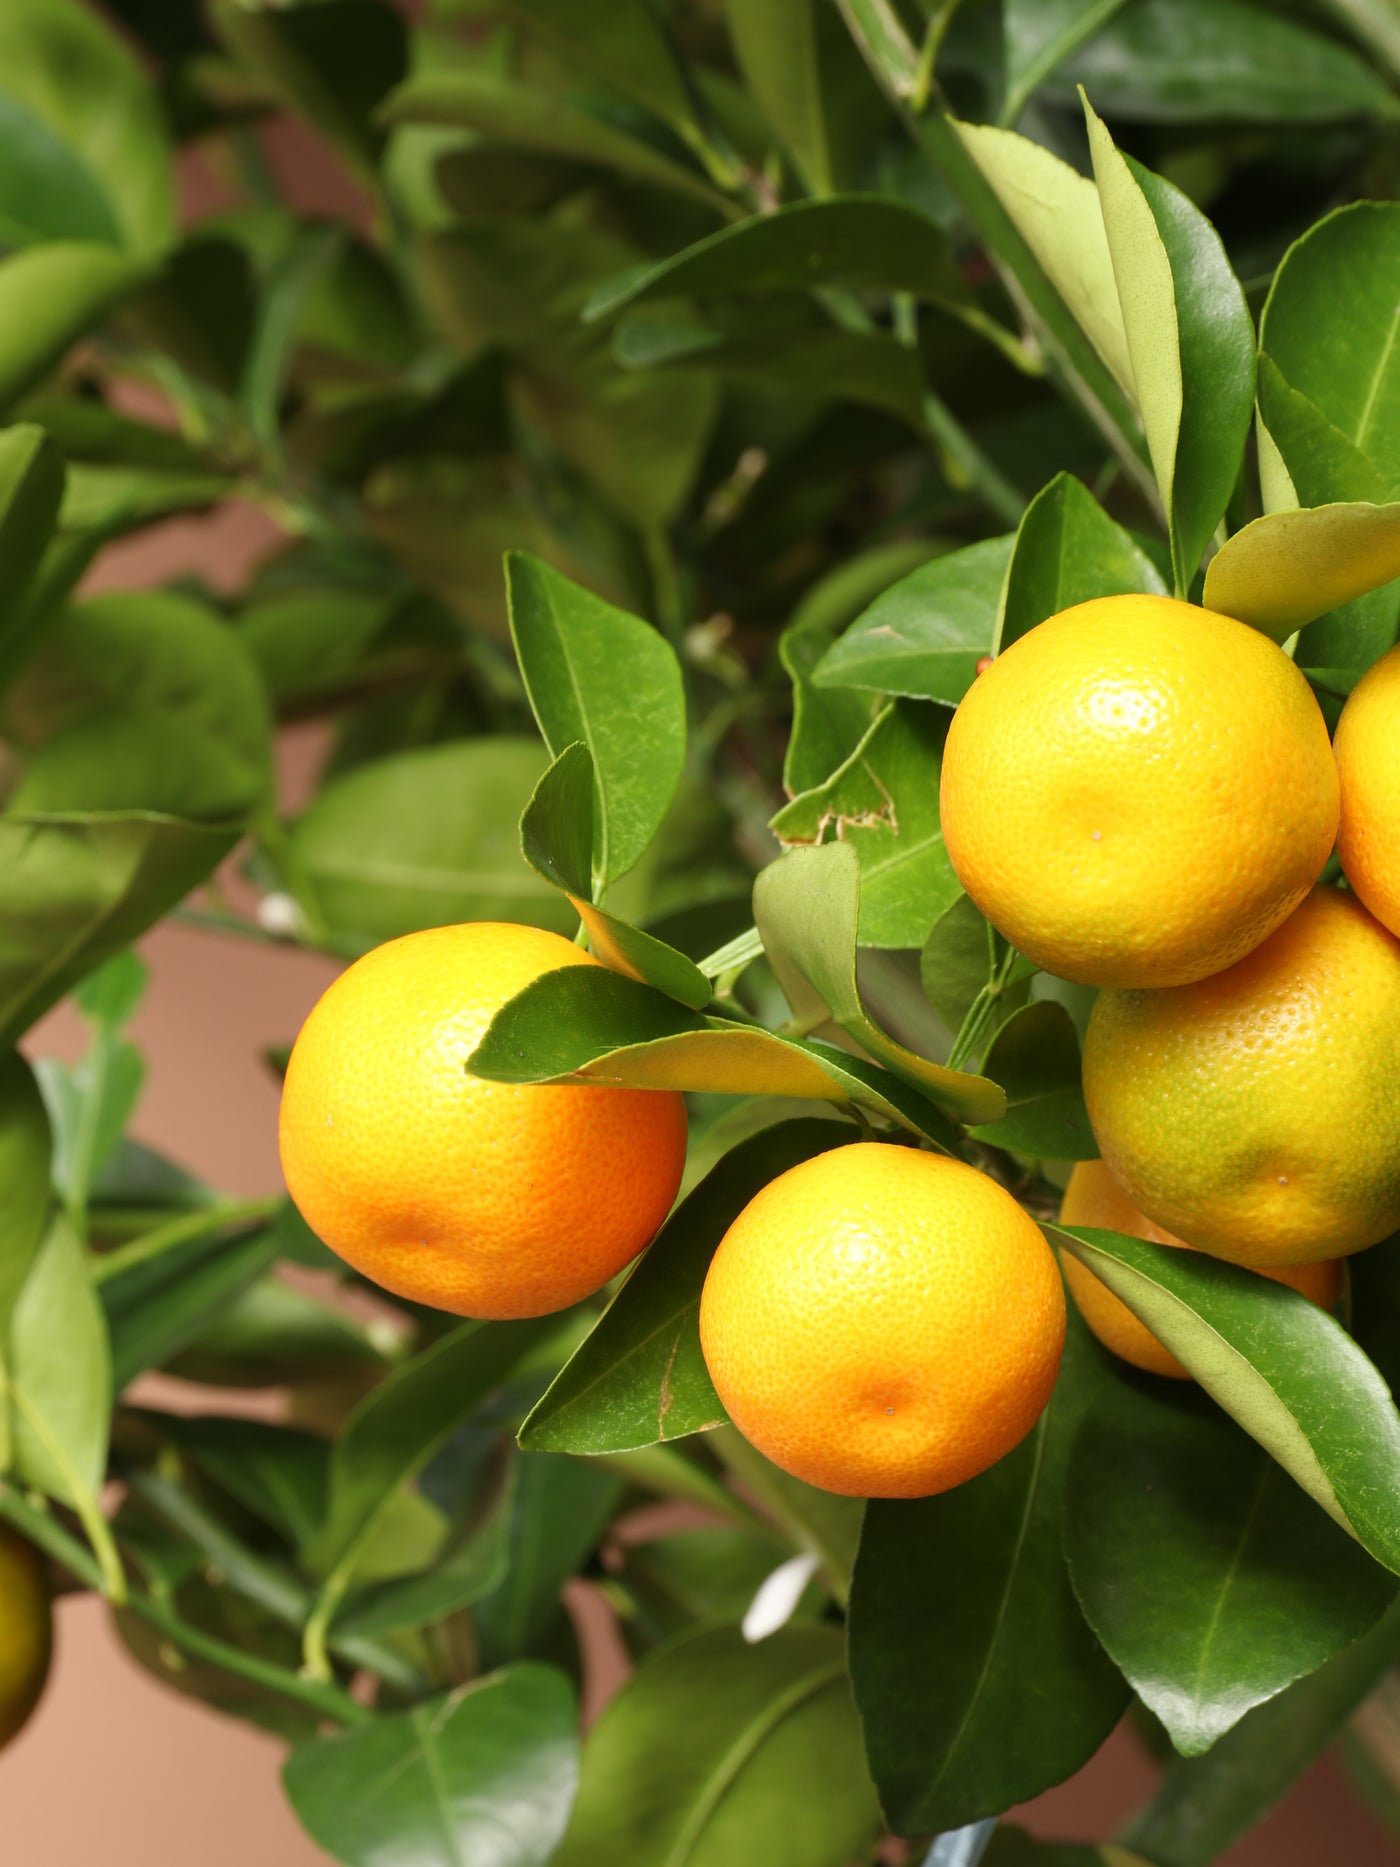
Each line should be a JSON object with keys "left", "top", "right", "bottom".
{"left": 1203, "top": 502, "right": 1400, "bottom": 640}
{"left": 1085, "top": 102, "right": 1255, "bottom": 593}
{"left": 507, "top": 553, "right": 685, "bottom": 891}
{"left": 0, "top": 1052, "right": 51, "bottom": 1332}
{"left": 9, "top": 1215, "right": 110, "bottom": 1506}
{"left": 753, "top": 841, "right": 1005, "bottom": 1123}
{"left": 0, "top": 245, "right": 153, "bottom": 417}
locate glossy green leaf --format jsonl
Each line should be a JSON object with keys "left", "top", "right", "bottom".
{"left": 1051, "top": 0, "right": 1398, "bottom": 125}
{"left": 0, "top": 813, "right": 239, "bottom": 1046}
{"left": 996, "top": 471, "right": 1167, "bottom": 652}
{"left": 521, "top": 1120, "right": 854, "bottom": 1455}
{"left": 284, "top": 1664, "right": 579, "bottom": 1867}
{"left": 1001, "top": 0, "right": 1131, "bottom": 124}
{"left": 336, "top": 1464, "right": 514, "bottom": 1638}
{"left": 305, "top": 1319, "right": 552, "bottom": 1583}
{"left": 507, "top": 554, "right": 685, "bottom": 890}
{"left": 521, "top": 743, "right": 709, "bottom": 1008}
{"left": 381, "top": 72, "right": 732, "bottom": 214}
{"left": 420, "top": 221, "right": 716, "bottom": 525}
{"left": 10, "top": 704, "right": 259, "bottom": 824}
{"left": 149, "top": 1415, "right": 331, "bottom": 1552}
{"left": 1122, "top": 1596, "right": 1400, "bottom": 1866}
{"left": 753, "top": 841, "right": 1004, "bottom": 1122}
{"left": 848, "top": 1317, "right": 1127, "bottom": 1834}
{"left": 920, "top": 893, "right": 995, "bottom": 1036}
{"left": 771, "top": 704, "right": 964, "bottom": 953}
{"left": 474, "top": 1452, "right": 624, "bottom": 1666}
{"left": 969, "top": 1000, "right": 1096, "bottom": 1159}
{"left": 587, "top": 197, "right": 976, "bottom": 324}
{"left": 468, "top": 962, "right": 958, "bottom": 1148}
{"left": 1085, "top": 105, "right": 1255, "bottom": 593}
{"left": 240, "top": 225, "right": 344, "bottom": 450}
{"left": 212, "top": 0, "right": 407, "bottom": 180}
{"left": 554, "top": 1623, "right": 880, "bottom": 1867}
{"left": 0, "top": 424, "right": 65, "bottom": 699}
{"left": 8, "top": 1216, "right": 110, "bottom": 1507}
{"left": 290, "top": 737, "right": 574, "bottom": 944}
{"left": 813, "top": 535, "right": 1012, "bottom": 704}
{"left": 504, "top": 0, "right": 708, "bottom": 157}
{"left": 0, "top": 1052, "right": 51, "bottom": 1331}
{"left": 1260, "top": 203, "right": 1400, "bottom": 497}
{"left": 0, "top": 245, "right": 153, "bottom": 417}
{"left": 711, "top": 1426, "right": 864, "bottom": 1601}
{"left": 1051, "top": 1226, "right": 1400, "bottom": 1574}
{"left": 782, "top": 539, "right": 945, "bottom": 789}
{"left": 5, "top": 590, "right": 272, "bottom": 810}
{"left": 0, "top": 0, "right": 173, "bottom": 251}
{"left": 1202, "top": 502, "right": 1400, "bottom": 639}
{"left": 1066, "top": 1377, "right": 1396, "bottom": 1758}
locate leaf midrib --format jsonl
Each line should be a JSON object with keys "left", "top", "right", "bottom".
{"left": 1184, "top": 1457, "right": 1271, "bottom": 1741}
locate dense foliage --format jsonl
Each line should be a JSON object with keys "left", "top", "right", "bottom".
{"left": 4, "top": 0, "right": 1400, "bottom": 1861}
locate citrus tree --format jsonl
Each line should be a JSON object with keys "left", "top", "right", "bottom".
{"left": 4, "top": 1, "right": 1400, "bottom": 1863}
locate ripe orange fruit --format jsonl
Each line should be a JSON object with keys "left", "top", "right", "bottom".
{"left": 1058, "top": 1159, "right": 1342, "bottom": 1379}
{"left": 1083, "top": 887, "right": 1400, "bottom": 1268}
{"left": 939, "top": 594, "right": 1338, "bottom": 989}
{"left": 279, "top": 922, "right": 688, "bottom": 1318}
{"left": 1335, "top": 643, "right": 1400, "bottom": 939}
{"left": 698, "top": 1143, "right": 1065, "bottom": 1498}
{"left": 0, "top": 1526, "right": 51, "bottom": 1751}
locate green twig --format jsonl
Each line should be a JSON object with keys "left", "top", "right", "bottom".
{"left": 92, "top": 1200, "right": 279, "bottom": 1288}
{"left": 0, "top": 1483, "right": 371, "bottom": 1727}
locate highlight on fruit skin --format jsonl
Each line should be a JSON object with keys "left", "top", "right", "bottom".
{"left": 1335, "top": 641, "right": 1400, "bottom": 940}
{"left": 278, "top": 921, "right": 688, "bottom": 1320}
{"left": 698, "top": 1143, "right": 1066, "bottom": 1499}
{"left": 0, "top": 1525, "right": 52, "bottom": 1753}
{"left": 939, "top": 593, "right": 1339, "bottom": 991}
{"left": 1083, "top": 887, "right": 1400, "bottom": 1269}
{"left": 1058, "top": 1160, "right": 1343, "bottom": 1380}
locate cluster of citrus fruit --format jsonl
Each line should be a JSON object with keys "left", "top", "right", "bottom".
{"left": 278, "top": 593, "right": 1400, "bottom": 1504}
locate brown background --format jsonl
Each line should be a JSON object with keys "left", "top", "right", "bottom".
{"left": 0, "top": 82, "right": 1395, "bottom": 1867}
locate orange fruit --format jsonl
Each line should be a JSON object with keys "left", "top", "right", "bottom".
{"left": 1335, "top": 643, "right": 1400, "bottom": 939}
{"left": 0, "top": 1526, "right": 51, "bottom": 1751}
{"left": 279, "top": 922, "right": 688, "bottom": 1318}
{"left": 1058, "top": 1159, "right": 1342, "bottom": 1379}
{"left": 939, "top": 594, "right": 1338, "bottom": 988}
{"left": 1082, "top": 887, "right": 1400, "bottom": 1267}
{"left": 698, "top": 1143, "right": 1065, "bottom": 1498}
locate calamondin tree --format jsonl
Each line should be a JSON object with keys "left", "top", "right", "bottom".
{"left": 3, "top": 2, "right": 1400, "bottom": 1864}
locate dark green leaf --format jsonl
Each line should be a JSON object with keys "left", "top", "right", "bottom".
{"left": 166, "top": 1275, "right": 393, "bottom": 1388}
{"left": 771, "top": 703, "right": 965, "bottom": 952}
{"left": 813, "top": 535, "right": 1012, "bottom": 704}
{"left": 149, "top": 1414, "right": 331, "bottom": 1552}
{"left": 102, "top": 1224, "right": 278, "bottom": 1389}
{"left": 1066, "top": 1376, "right": 1396, "bottom": 1757}
{"left": 920, "top": 893, "right": 996, "bottom": 1036}
{"left": 9, "top": 704, "right": 259, "bottom": 823}
{"left": 284, "top": 1664, "right": 579, "bottom": 1867}
{"left": 475, "top": 1452, "right": 623, "bottom": 1666}
{"left": 0, "top": 1051, "right": 52, "bottom": 1331}
{"left": 753, "top": 841, "right": 1004, "bottom": 1121}
{"left": 507, "top": 554, "right": 685, "bottom": 890}
{"left": 1256, "top": 353, "right": 1389, "bottom": 512}
{"left": 1260, "top": 203, "right": 1400, "bottom": 497}
{"left": 336, "top": 1462, "right": 514, "bottom": 1638}
{"left": 1051, "top": 0, "right": 1398, "bottom": 124}
{"left": 1051, "top": 1226, "right": 1400, "bottom": 1575}
{"left": 521, "top": 744, "right": 710, "bottom": 1007}
{"left": 290, "top": 737, "right": 575, "bottom": 944}
{"left": 469, "top": 961, "right": 960, "bottom": 1147}
{"left": 1086, "top": 107, "right": 1255, "bottom": 592}
{"left": 586, "top": 197, "right": 978, "bottom": 324}
{"left": 996, "top": 471, "right": 1166, "bottom": 652}
{"left": 712, "top": 1426, "right": 864, "bottom": 1601}
{"left": 969, "top": 1001, "right": 1096, "bottom": 1159}
{"left": 0, "top": 813, "right": 239, "bottom": 1045}
{"left": 504, "top": 0, "right": 708, "bottom": 156}
{"left": 1122, "top": 1597, "right": 1400, "bottom": 1866}
{"left": 554, "top": 1623, "right": 880, "bottom": 1867}
{"left": 0, "top": 425, "right": 65, "bottom": 699}
{"left": 849, "top": 1316, "right": 1128, "bottom": 1834}
{"left": 521, "top": 1120, "right": 854, "bottom": 1455}
{"left": 1001, "top": 0, "right": 1131, "bottom": 124}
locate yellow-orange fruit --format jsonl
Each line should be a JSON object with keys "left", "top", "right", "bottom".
{"left": 1083, "top": 888, "right": 1400, "bottom": 1267}
{"left": 0, "top": 1526, "right": 51, "bottom": 1752}
{"left": 698, "top": 1144, "right": 1065, "bottom": 1498}
{"left": 279, "top": 922, "right": 687, "bottom": 1318}
{"left": 939, "top": 594, "right": 1339, "bottom": 988}
{"left": 1336, "top": 643, "right": 1400, "bottom": 938}
{"left": 1059, "top": 1160, "right": 1343, "bottom": 1379}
